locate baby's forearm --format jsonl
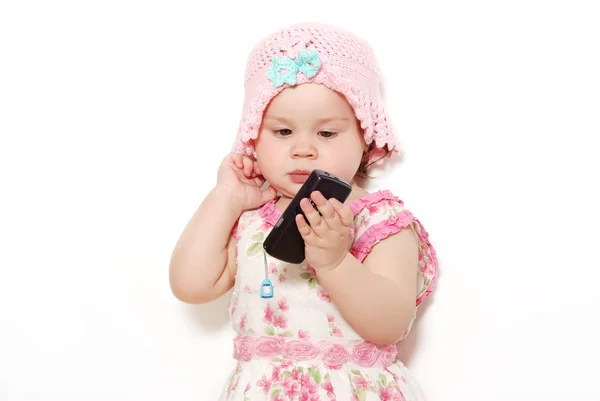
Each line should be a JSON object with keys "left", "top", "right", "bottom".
{"left": 315, "top": 253, "right": 415, "bottom": 345}
{"left": 169, "top": 186, "right": 241, "bottom": 302}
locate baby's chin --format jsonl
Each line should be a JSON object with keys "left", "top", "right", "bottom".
{"left": 272, "top": 185, "right": 300, "bottom": 200}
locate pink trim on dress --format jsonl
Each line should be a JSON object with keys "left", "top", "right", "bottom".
{"left": 348, "top": 190, "right": 402, "bottom": 215}
{"left": 350, "top": 210, "right": 415, "bottom": 262}
{"left": 233, "top": 335, "right": 397, "bottom": 369}
{"left": 412, "top": 218, "right": 439, "bottom": 305}
{"left": 258, "top": 198, "right": 280, "bottom": 227}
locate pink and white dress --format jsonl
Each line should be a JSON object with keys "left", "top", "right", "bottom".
{"left": 218, "top": 190, "right": 438, "bottom": 401}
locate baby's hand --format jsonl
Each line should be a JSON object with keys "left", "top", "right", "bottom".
{"left": 296, "top": 191, "right": 354, "bottom": 271}
{"left": 216, "top": 153, "right": 277, "bottom": 212}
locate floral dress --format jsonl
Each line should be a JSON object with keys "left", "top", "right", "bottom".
{"left": 217, "top": 190, "right": 438, "bottom": 401}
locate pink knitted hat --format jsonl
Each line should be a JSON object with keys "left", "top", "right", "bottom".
{"left": 232, "top": 22, "right": 400, "bottom": 167}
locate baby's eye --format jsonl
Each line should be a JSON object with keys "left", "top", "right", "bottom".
{"left": 319, "top": 131, "right": 338, "bottom": 138}
{"left": 273, "top": 129, "right": 292, "bottom": 136}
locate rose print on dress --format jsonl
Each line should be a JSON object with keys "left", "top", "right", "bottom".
{"left": 327, "top": 314, "right": 344, "bottom": 338}
{"left": 242, "top": 383, "right": 251, "bottom": 401}
{"left": 348, "top": 369, "right": 406, "bottom": 401}
{"left": 352, "top": 374, "right": 373, "bottom": 391}
{"left": 245, "top": 214, "right": 279, "bottom": 257}
{"left": 238, "top": 309, "right": 255, "bottom": 335}
{"left": 226, "top": 362, "right": 243, "bottom": 397}
{"left": 264, "top": 297, "right": 293, "bottom": 337}
{"left": 365, "top": 199, "right": 400, "bottom": 218}
{"left": 257, "top": 361, "right": 337, "bottom": 401}
{"left": 239, "top": 313, "right": 247, "bottom": 331}
{"left": 300, "top": 266, "right": 332, "bottom": 303}
{"left": 317, "top": 287, "right": 332, "bottom": 303}
{"left": 279, "top": 266, "right": 288, "bottom": 283}
{"left": 300, "top": 266, "right": 318, "bottom": 289}
{"left": 256, "top": 375, "right": 273, "bottom": 393}
{"left": 267, "top": 262, "right": 288, "bottom": 283}
{"left": 246, "top": 232, "right": 266, "bottom": 257}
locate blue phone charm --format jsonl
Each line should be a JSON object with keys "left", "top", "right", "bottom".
{"left": 260, "top": 251, "right": 274, "bottom": 298}
{"left": 260, "top": 278, "right": 274, "bottom": 298}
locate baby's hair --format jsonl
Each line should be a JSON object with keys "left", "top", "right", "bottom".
{"left": 356, "top": 143, "right": 392, "bottom": 179}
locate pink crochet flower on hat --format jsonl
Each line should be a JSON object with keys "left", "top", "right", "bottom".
{"left": 281, "top": 31, "right": 313, "bottom": 58}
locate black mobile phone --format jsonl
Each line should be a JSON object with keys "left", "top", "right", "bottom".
{"left": 263, "top": 169, "right": 352, "bottom": 264}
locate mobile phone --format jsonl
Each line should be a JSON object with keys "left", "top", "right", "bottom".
{"left": 263, "top": 169, "right": 352, "bottom": 264}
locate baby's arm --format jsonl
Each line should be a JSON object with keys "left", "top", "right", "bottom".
{"left": 316, "top": 227, "right": 419, "bottom": 345}
{"left": 169, "top": 186, "right": 241, "bottom": 304}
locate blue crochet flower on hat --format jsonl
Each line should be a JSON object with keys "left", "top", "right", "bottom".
{"left": 267, "top": 56, "right": 299, "bottom": 87}
{"left": 295, "top": 49, "right": 321, "bottom": 78}
{"left": 267, "top": 49, "right": 322, "bottom": 87}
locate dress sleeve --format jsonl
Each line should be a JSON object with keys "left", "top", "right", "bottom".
{"left": 349, "top": 190, "right": 438, "bottom": 306}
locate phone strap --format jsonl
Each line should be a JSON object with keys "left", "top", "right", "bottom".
{"left": 260, "top": 251, "right": 274, "bottom": 298}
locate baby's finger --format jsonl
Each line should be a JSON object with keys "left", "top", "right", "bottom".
{"left": 242, "top": 156, "right": 254, "bottom": 177}
{"left": 300, "top": 198, "right": 327, "bottom": 238}
{"left": 231, "top": 153, "right": 243, "bottom": 169}
{"left": 253, "top": 176, "right": 265, "bottom": 188}
{"left": 310, "top": 191, "right": 337, "bottom": 227}
{"left": 296, "top": 213, "right": 319, "bottom": 244}
{"left": 330, "top": 198, "right": 354, "bottom": 227}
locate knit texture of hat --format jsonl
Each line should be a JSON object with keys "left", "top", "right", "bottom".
{"left": 232, "top": 22, "right": 400, "bottom": 166}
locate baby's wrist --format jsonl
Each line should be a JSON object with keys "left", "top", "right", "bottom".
{"left": 212, "top": 185, "right": 244, "bottom": 213}
{"left": 314, "top": 252, "right": 348, "bottom": 274}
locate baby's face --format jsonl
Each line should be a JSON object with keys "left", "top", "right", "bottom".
{"left": 255, "top": 83, "right": 366, "bottom": 199}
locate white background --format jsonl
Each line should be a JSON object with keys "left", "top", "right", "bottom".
{"left": 1, "top": 1, "right": 599, "bottom": 400}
